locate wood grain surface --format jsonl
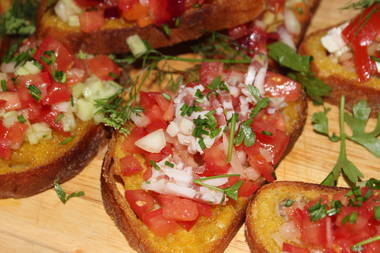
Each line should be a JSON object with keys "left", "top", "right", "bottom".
{"left": 1, "top": 1, "right": 378, "bottom": 252}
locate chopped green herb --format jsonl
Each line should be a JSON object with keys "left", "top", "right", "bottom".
{"left": 192, "top": 3, "right": 201, "bottom": 8}
{"left": 227, "top": 113, "right": 238, "bottom": 162}
{"left": 162, "top": 24, "right": 171, "bottom": 36}
{"left": 162, "top": 93, "right": 171, "bottom": 100}
{"left": 321, "top": 96, "right": 364, "bottom": 186}
{"left": 40, "top": 50, "right": 56, "bottom": 65}
{"left": 164, "top": 161, "right": 175, "bottom": 168}
{"left": 174, "top": 17, "right": 180, "bottom": 27}
{"left": 4, "top": 47, "right": 35, "bottom": 67}
{"left": 308, "top": 200, "right": 327, "bottom": 221}
{"left": 343, "top": 0, "right": 380, "bottom": 10}
{"left": 352, "top": 235, "right": 380, "bottom": 252}
{"left": 27, "top": 85, "right": 41, "bottom": 101}
{"left": 180, "top": 103, "right": 202, "bottom": 116}
{"left": 193, "top": 174, "right": 243, "bottom": 200}
{"left": 192, "top": 110, "right": 221, "bottom": 142}
{"left": 70, "top": 95, "right": 74, "bottom": 107}
{"left": 296, "top": 7, "right": 304, "bottom": 14}
{"left": 326, "top": 200, "right": 343, "bottom": 216}
{"left": 262, "top": 130, "right": 272, "bottom": 136}
{"left": 150, "top": 160, "right": 160, "bottom": 170}
{"left": 342, "top": 212, "right": 358, "bottom": 224}
{"left": 53, "top": 181, "right": 85, "bottom": 204}
{"left": 1, "top": 79, "right": 7, "bottom": 91}
{"left": 374, "top": 206, "right": 380, "bottom": 221}
{"left": 366, "top": 178, "right": 380, "bottom": 190}
{"left": 195, "top": 89, "right": 204, "bottom": 99}
{"left": 17, "top": 114, "right": 27, "bottom": 123}
{"left": 60, "top": 136, "right": 75, "bottom": 145}
{"left": 108, "top": 72, "right": 119, "bottom": 79}
{"left": 268, "top": 42, "right": 311, "bottom": 72}
{"left": 370, "top": 55, "right": 380, "bottom": 63}
{"left": 54, "top": 113, "right": 64, "bottom": 123}
{"left": 53, "top": 71, "right": 66, "bottom": 83}
{"left": 284, "top": 199, "right": 294, "bottom": 207}
{"left": 207, "top": 76, "right": 229, "bottom": 92}
{"left": 198, "top": 138, "right": 206, "bottom": 150}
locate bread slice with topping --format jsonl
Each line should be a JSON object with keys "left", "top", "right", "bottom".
{"left": 37, "top": 0, "right": 266, "bottom": 54}
{"left": 101, "top": 57, "right": 307, "bottom": 253}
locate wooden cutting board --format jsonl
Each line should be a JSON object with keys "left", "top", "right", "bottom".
{"left": 1, "top": 1, "right": 378, "bottom": 252}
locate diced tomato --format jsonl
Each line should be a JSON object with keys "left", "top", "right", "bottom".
{"left": 197, "top": 202, "right": 212, "bottom": 217}
{"left": 0, "top": 144, "right": 11, "bottom": 160}
{"left": 6, "top": 122, "right": 28, "bottom": 149}
{"left": 228, "top": 24, "right": 250, "bottom": 40}
{"left": 145, "top": 119, "right": 168, "bottom": 133}
{"left": 291, "top": 2, "right": 310, "bottom": 23}
{"left": 42, "top": 109, "right": 67, "bottom": 134}
{"left": 176, "top": 220, "right": 197, "bottom": 231}
{"left": 122, "top": 127, "right": 146, "bottom": 154}
{"left": 238, "top": 180, "right": 260, "bottom": 197}
{"left": 264, "top": 71, "right": 301, "bottom": 102}
{"left": 237, "top": 25, "right": 268, "bottom": 55}
{"left": 282, "top": 243, "right": 310, "bottom": 253}
{"left": 121, "top": 2, "right": 149, "bottom": 22}
{"left": 202, "top": 141, "right": 229, "bottom": 176}
{"left": 24, "top": 103, "right": 44, "bottom": 123}
{"left": 74, "top": 0, "right": 101, "bottom": 8}
{"left": 140, "top": 92, "right": 157, "bottom": 110}
{"left": 0, "top": 92, "right": 21, "bottom": 111}
{"left": 118, "top": 0, "right": 137, "bottom": 12}
{"left": 301, "top": 209, "right": 327, "bottom": 247}
{"left": 79, "top": 11, "right": 105, "bottom": 33}
{"left": 125, "top": 190, "right": 155, "bottom": 219}
{"left": 143, "top": 167, "right": 152, "bottom": 181}
{"left": 141, "top": 208, "right": 179, "bottom": 236}
{"left": 158, "top": 195, "right": 199, "bottom": 221}
{"left": 85, "top": 55, "right": 120, "bottom": 81}
{"left": 154, "top": 95, "right": 174, "bottom": 121}
{"left": 42, "top": 83, "right": 71, "bottom": 105}
{"left": 199, "top": 62, "right": 224, "bottom": 86}
{"left": 16, "top": 72, "right": 52, "bottom": 107}
{"left": 149, "top": 0, "right": 170, "bottom": 24}
{"left": 247, "top": 152, "right": 275, "bottom": 182}
{"left": 34, "top": 37, "right": 74, "bottom": 72}
{"left": 120, "top": 155, "right": 143, "bottom": 176}
{"left": 144, "top": 143, "right": 173, "bottom": 162}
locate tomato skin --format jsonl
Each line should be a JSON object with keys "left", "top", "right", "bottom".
{"left": 42, "top": 83, "right": 71, "bottom": 105}
{"left": 120, "top": 155, "right": 143, "bottom": 176}
{"left": 79, "top": 11, "right": 105, "bottom": 33}
{"left": 16, "top": 72, "right": 52, "bottom": 107}
{"left": 86, "top": 55, "right": 120, "bottom": 80}
{"left": 6, "top": 122, "right": 28, "bottom": 149}
{"left": 202, "top": 141, "right": 229, "bottom": 176}
{"left": 238, "top": 180, "right": 260, "bottom": 197}
{"left": 42, "top": 110, "right": 67, "bottom": 134}
{"left": 247, "top": 151, "right": 275, "bottom": 182}
{"left": 141, "top": 208, "right": 179, "bottom": 236}
{"left": 125, "top": 190, "right": 155, "bottom": 219}
{"left": 264, "top": 71, "right": 301, "bottom": 102}
{"left": 74, "top": 0, "right": 102, "bottom": 8}
{"left": 0, "top": 144, "right": 11, "bottom": 160}
{"left": 199, "top": 62, "right": 224, "bottom": 85}
{"left": 154, "top": 95, "right": 174, "bottom": 121}
{"left": 282, "top": 243, "right": 310, "bottom": 253}
{"left": 144, "top": 143, "right": 173, "bottom": 162}
{"left": 34, "top": 37, "right": 74, "bottom": 72}
{"left": 300, "top": 209, "right": 327, "bottom": 248}
{"left": 228, "top": 24, "right": 250, "bottom": 40}
{"left": 149, "top": 0, "right": 170, "bottom": 24}
{"left": 158, "top": 195, "right": 199, "bottom": 221}
{"left": 122, "top": 127, "right": 146, "bottom": 154}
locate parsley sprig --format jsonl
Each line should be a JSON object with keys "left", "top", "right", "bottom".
{"left": 193, "top": 174, "right": 243, "bottom": 201}
{"left": 268, "top": 42, "right": 332, "bottom": 104}
{"left": 53, "top": 182, "right": 84, "bottom": 204}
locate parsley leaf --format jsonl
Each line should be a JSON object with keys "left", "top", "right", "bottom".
{"left": 268, "top": 42, "right": 311, "bottom": 72}
{"left": 352, "top": 235, "right": 380, "bottom": 252}
{"left": 321, "top": 96, "right": 364, "bottom": 186}
{"left": 53, "top": 182, "right": 85, "bottom": 204}
{"left": 312, "top": 107, "right": 339, "bottom": 141}
{"left": 343, "top": 0, "right": 380, "bottom": 9}
{"left": 344, "top": 100, "right": 380, "bottom": 157}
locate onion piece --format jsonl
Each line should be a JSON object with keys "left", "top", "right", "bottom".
{"left": 131, "top": 113, "right": 150, "bottom": 127}
{"left": 284, "top": 8, "right": 301, "bottom": 36}
{"left": 278, "top": 27, "right": 296, "bottom": 49}
{"left": 135, "top": 129, "right": 166, "bottom": 153}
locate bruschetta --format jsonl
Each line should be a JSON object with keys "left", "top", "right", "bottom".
{"left": 0, "top": 36, "right": 123, "bottom": 198}
{"left": 101, "top": 49, "right": 307, "bottom": 252}
{"left": 300, "top": 3, "right": 380, "bottom": 116}
{"left": 36, "top": 0, "right": 266, "bottom": 54}
{"left": 246, "top": 180, "right": 380, "bottom": 252}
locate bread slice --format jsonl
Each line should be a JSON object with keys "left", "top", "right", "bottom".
{"left": 0, "top": 120, "right": 107, "bottom": 198}
{"left": 37, "top": 0, "right": 266, "bottom": 54}
{"left": 100, "top": 66, "right": 307, "bottom": 253}
{"left": 300, "top": 27, "right": 380, "bottom": 116}
{"left": 246, "top": 181, "right": 344, "bottom": 253}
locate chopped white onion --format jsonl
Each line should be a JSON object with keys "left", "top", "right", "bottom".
{"left": 1, "top": 62, "right": 16, "bottom": 73}
{"left": 278, "top": 27, "right": 296, "bottom": 49}
{"left": 52, "top": 102, "right": 71, "bottom": 112}
{"left": 130, "top": 113, "right": 150, "bottom": 127}
{"left": 135, "top": 129, "right": 166, "bottom": 153}
{"left": 284, "top": 8, "right": 301, "bottom": 36}
{"left": 201, "top": 177, "right": 228, "bottom": 186}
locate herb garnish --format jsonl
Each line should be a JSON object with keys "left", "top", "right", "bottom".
{"left": 1, "top": 80, "right": 7, "bottom": 91}
{"left": 27, "top": 85, "right": 41, "bottom": 101}
{"left": 227, "top": 113, "right": 238, "bottom": 162}
{"left": 308, "top": 200, "right": 328, "bottom": 221}
{"left": 207, "top": 76, "right": 229, "bottom": 92}
{"left": 343, "top": 0, "right": 380, "bottom": 10}
{"left": 192, "top": 110, "right": 221, "bottom": 150}
{"left": 342, "top": 211, "right": 358, "bottom": 224}
{"left": 164, "top": 161, "right": 174, "bottom": 168}
{"left": 193, "top": 174, "right": 243, "bottom": 201}
{"left": 284, "top": 199, "right": 294, "bottom": 207}
{"left": 54, "top": 113, "right": 64, "bottom": 123}
{"left": 352, "top": 235, "right": 380, "bottom": 252}
{"left": 17, "top": 115, "right": 27, "bottom": 123}
{"left": 54, "top": 181, "right": 85, "bottom": 204}
{"left": 268, "top": 42, "right": 332, "bottom": 104}
{"left": 180, "top": 103, "right": 202, "bottom": 116}
{"left": 150, "top": 160, "right": 160, "bottom": 170}
{"left": 162, "top": 24, "right": 171, "bottom": 36}
{"left": 60, "top": 136, "right": 75, "bottom": 145}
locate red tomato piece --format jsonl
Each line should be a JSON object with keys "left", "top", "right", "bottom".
{"left": 149, "top": 0, "right": 170, "bottom": 24}
{"left": 143, "top": 167, "right": 153, "bottom": 181}
{"left": 79, "top": 11, "right": 105, "bottom": 33}
{"left": 0, "top": 92, "right": 21, "bottom": 111}
{"left": 120, "top": 155, "right": 143, "bottom": 176}
{"left": 282, "top": 243, "right": 310, "bottom": 253}
{"left": 0, "top": 144, "right": 11, "bottom": 160}
{"left": 199, "top": 62, "right": 224, "bottom": 86}
{"left": 157, "top": 195, "right": 199, "bottom": 221}
{"left": 264, "top": 71, "right": 301, "bottom": 102}
{"left": 122, "top": 127, "right": 146, "bottom": 154}
{"left": 202, "top": 141, "right": 229, "bottom": 176}
{"left": 155, "top": 95, "right": 174, "bottom": 121}
{"left": 85, "top": 55, "right": 120, "bottom": 80}
{"left": 74, "top": 0, "right": 101, "bottom": 8}
{"left": 34, "top": 37, "right": 74, "bottom": 72}
{"left": 125, "top": 190, "right": 155, "bottom": 219}
{"left": 197, "top": 202, "right": 212, "bottom": 217}
{"left": 238, "top": 180, "right": 260, "bottom": 197}
{"left": 144, "top": 143, "right": 173, "bottom": 162}
{"left": 42, "top": 110, "right": 67, "bottom": 134}
{"left": 228, "top": 24, "right": 250, "bottom": 39}
{"left": 16, "top": 72, "right": 52, "bottom": 107}
{"left": 118, "top": 0, "right": 137, "bottom": 12}
{"left": 247, "top": 152, "right": 275, "bottom": 182}
{"left": 301, "top": 210, "right": 327, "bottom": 247}
{"left": 6, "top": 122, "right": 28, "bottom": 150}
{"left": 141, "top": 208, "right": 179, "bottom": 236}
{"left": 42, "top": 83, "right": 71, "bottom": 105}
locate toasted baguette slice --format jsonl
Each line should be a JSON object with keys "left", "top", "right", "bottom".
{"left": 246, "top": 181, "right": 345, "bottom": 253}
{"left": 300, "top": 27, "right": 380, "bottom": 116}
{"left": 0, "top": 121, "right": 107, "bottom": 198}
{"left": 101, "top": 71, "right": 307, "bottom": 253}
{"left": 37, "top": 0, "right": 265, "bottom": 54}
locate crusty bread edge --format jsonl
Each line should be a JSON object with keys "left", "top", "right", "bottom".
{"left": 100, "top": 90, "right": 307, "bottom": 253}
{"left": 245, "top": 181, "right": 346, "bottom": 253}
{"left": 37, "top": 0, "right": 265, "bottom": 54}
{"left": 0, "top": 124, "right": 107, "bottom": 198}
{"left": 300, "top": 27, "right": 380, "bottom": 116}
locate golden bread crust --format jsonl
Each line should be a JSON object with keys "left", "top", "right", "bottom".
{"left": 37, "top": 0, "right": 265, "bottom": 54}
{"left": 300, "top": 27, "right": 380, "bottom": 116}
